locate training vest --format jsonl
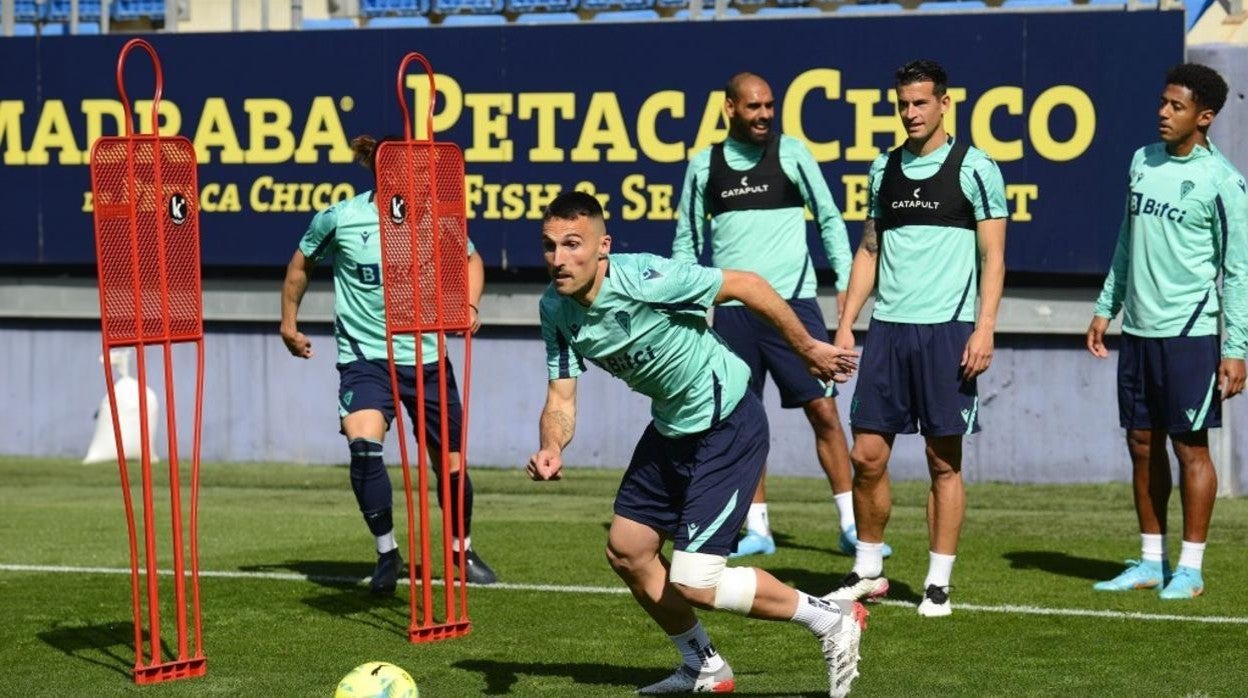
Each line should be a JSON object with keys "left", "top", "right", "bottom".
{"left": 877, "top": 139, "right": 977, "bottom": 232}
{"left": 705, "top": 135, "right": 805, "bottom": 216}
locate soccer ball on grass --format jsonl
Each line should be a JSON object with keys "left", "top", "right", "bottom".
{"left": 334, "top": 661, "right": 419, "bottom": 698}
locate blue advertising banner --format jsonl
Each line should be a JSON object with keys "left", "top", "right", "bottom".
{"left": 0, "top": 12, "right": 1183, "bottom": 273}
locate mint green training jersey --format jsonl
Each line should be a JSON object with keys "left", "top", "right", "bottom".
{"left": 868, "top": 138, "right": 1008, "bottom": 323}
{"left": 540, "top": 253, "right": 752, "bottom": 437}
{"left": 1094, "top": 142, "right": 1248, "bottom": 358}
{"left": 673, "top": 134, "right": 853, "bottom": 304}
{"left": 299, "top": 190, "right": 476, "bottom": 366}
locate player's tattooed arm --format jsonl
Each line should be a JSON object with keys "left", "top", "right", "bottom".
{"left": 538, "top": 378, "right": 578, "bottom": 452}
{"left": 860, "top": 218, "right": 880, "bottom": 256}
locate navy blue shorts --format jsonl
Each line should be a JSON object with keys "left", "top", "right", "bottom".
{"left": 336, "top": 358, "right": 463, "bottom": 451}
{"left": 1118, "top": 333, "right": 1221, "bottom": 433}
{"left": 850, "top": 319, "right": 979, "bottom": 437}
{"left": 613, "top": 392, "right": 768, "bottom": 556}
{"left": 713, "top": 298, "right": 836, "bottom": 407}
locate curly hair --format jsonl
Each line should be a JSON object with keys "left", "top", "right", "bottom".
{"left": 1165, "top": 63, "right": 1228, "bottom": 114}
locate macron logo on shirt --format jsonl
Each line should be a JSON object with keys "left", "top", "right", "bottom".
{"left": 642, "top": 267, "right": 664, "bottom": 281}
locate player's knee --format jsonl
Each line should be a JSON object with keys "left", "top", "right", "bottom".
{"left": 803, "top": 398, "right": 841, "bottom": 431}
{"left": 348, "top": 438, "right": 385, "bottom": 474}
{"left": 851, "top": 445, "right": 887, "bottom": 480}
{"left": 669, "top": 552, "right": 756, "bottom": 614}
{"left": 604, "top": 539, "right": 649, "bottom": 580}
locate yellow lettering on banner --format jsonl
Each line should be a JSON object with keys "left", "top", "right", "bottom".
{"left": 407, "top": 73, "right": 463, "bottom": 138}
{"left": 637, "top": 91, "right": 686, "bottom": 164}
{"left": 82, "top": 191, "right": 93, "bottom": 212}
{"left": 251, "top": 175, "right": 274, "bottom": 212}
{"left": 294, "top": 96, "right": 353, "bottom": 164}
{"left": 783, "top": 69, "right": 840, "bottom": 162}
{"left": 573, "top": 180, "right": 611, "bottom": 219}
{"left": 518, "top": 93, "right": 575, "bottom": 162}
{"left": 244, "top": 99, "right": 295, "bottom": 164}
{"left": 134, "top": 99, "right": 181, "bottom": 136}
{"left": 844, "top": 89, "right": 904, "bottom": 162}
{"left": 502, "top": 183, "right": 527, "bottom": 219}
{"left": 26, "top": 100, "right": 80, "bottom": 166}
{"left": 0, "top": 101, "right": 26, "bottom": 165}
{"left": 620, "top": 175, "right": 676, "bottom": 221}
{"left": 194, "top": 98, "right": 245, "bottom": 164}
{"left": 1029, "top": 86, "right": 1095, "bottom": 162}
{"left": 841, "top": 174, "right": 870, "bottom": 222}
{"left": 621, "top": 174, "right": 646, "bottom": 221}
{"left": 970, "top": 86, "right": 1024, "bottom": 162}
{"left": 464, "top": 93, "right": 514, "bottom": 162}
{"left": 1006, "top": 184, "right": 1039, "bottom": 222}
{"left": 201, "top": 183, "right": 242, "bottom": 212}
{"left": 465, "top": 174, "right": 487, "bottom": 220}
{"left": 689, "top": 91, "right": 729, "bottom": 157}
{"left": 81, "top": 100, "right": 125, "bottom": 161}
{"left": 571, "top": 93, "right": 638, "bottom": 163}
{"left": 526, "top": 183, "right": 562, "bottom": 218}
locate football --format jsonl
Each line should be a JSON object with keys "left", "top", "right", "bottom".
{"left": 334, "top": 661, "right": 419, "bottom": 698}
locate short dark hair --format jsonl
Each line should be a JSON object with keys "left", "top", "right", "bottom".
{"left": 725, "top": 72, "right": 765, "bottom": 102}
{"left": 543, "top": 190, "right": 604, "bottom": 222}
{"left": 895, "top": 60, "right": 948, "bottom": 96}
{"left": 1165, "top": 63, "right": 1228, "bottom": 114}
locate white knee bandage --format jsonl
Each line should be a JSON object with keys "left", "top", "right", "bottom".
{"left": 713, "top": 566, "right": 757, "bottom": 614}
{"left": 668, "top": 551, "right": 725, "bottom": 589}
{"left": 667, "top": 551, "right": 757, "bottom": 614}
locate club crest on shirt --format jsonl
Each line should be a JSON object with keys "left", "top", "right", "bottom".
{"left": 1180, "top": 180, "right": 1195, "bottom": 199}
{"left": 615, "top": 311, "right": 632, "bottom": 336}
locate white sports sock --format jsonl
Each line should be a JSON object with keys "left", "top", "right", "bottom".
{"left": 670, "top": 620, "right": 726, "bottom": 672}
{"left": 923, "top": 552, "right": 956, "bottom": 589}
{"left": 1140, "top": 533, "right": 1165, "bottom": 563}
{"left": 833, "top": 492, "right": 855, "bottom": 532}
{"left": 452, "top": 536, "right": 472, "bottom": 553}
{"left": 1178, "top": 540, "right": 1206, "bottom": 571}
{"left": 852, "top": 541, "right": 885, "bottom": 578}
{"left": 376, "top": 531, "right": 397, "bottom": 554}
{"left": 746, "top": 503, "right": 770, "bottom": 537}
{"left": 791, "top": 590, "right": 843, "bottom": 637}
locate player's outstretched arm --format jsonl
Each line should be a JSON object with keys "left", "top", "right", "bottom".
{"left": 529, "top": 378, "right": 577, "bottom": 481}
{"left": 835, "top": 219, "right": 882, "bottom": 351}
{"left": 716, "top": 270, "right": 858, "bottom": 382}
{"left": 280, "top": 249, "right": 316, "bottom": 359}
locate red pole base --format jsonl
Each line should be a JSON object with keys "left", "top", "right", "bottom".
{"left": 133, "top": 657, "right": 207, "bottom": 684}
{"left": 409, "top": 620, "right": 472, "bottom": 644}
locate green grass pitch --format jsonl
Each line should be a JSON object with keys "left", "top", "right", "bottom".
{"left": 1, "top": 457, "right": 1246, "bottom": 696}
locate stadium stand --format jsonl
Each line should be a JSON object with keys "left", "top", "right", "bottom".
{"left": 46, "top": 0, "right": 101, "bottom": 21}
{"left": 109, "top": 0, "right": 164, "bottom": 21}
{"left": 362, "top": 0, "right": 431, "bottom": 16}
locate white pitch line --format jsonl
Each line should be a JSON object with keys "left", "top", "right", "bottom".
{"left": 3, "top": 563, "right": 1246, "bottom": 625}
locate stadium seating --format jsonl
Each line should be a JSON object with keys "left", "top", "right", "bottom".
{"left": 588, "top": 8, "right": 663, "bottom": 19}
{"left": 512, "top": 10, "right": 581, "bottom": 21}
{"left": 433, "top": 0, "right": 505, "bottom": 14}
{"left": 364, "top": 15, "right": 433, "bottom": 26}
{"left": 109, "top": 0, "right": 165, "bottom": 21}
{"left": 506, "top": 0, "right": 578, "bottom": 14}
{"left": 917, "top": 0, "right": 988, "bottom": 11}
{"left": 46, "top": 1, "right": 102, "bottom": 22}
{"left": 361, "top": 0, "right": 431, "bottom": 16}
{"left": 834, "top": 1, "right": 904, "bottom": 12}
{"left": 13, "top": 1, "right": 43, "bottom": 22}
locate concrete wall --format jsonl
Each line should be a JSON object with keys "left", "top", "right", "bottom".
{"left": 5, "top": 321, "right": 1247, "bottom": 491}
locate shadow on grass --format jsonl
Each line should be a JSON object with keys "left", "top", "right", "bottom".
{"left": 237, "top": 559, "right": 375, "bottom": 588}
{"left": 452, "top": 659, "right": 823, "bottom": 696}
{"left": 1003, "top": 551, "right": 1125, "bottom": 581}
{"left": 300, "top": 587, "right": 410, "bottom": 639}
{"left": 37, "top": 620, "right": 167, "bottom": 678}
{"left": 764, "top": 566, "right": 922, "bottom": 605}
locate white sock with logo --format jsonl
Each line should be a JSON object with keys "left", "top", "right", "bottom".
{"left": 791, "top": 590, "right": 843, "bottom": 637}
{"left": 669, "top": 620, "right": 726, "bottom": 672}
{"left": 746, "top": 503, "right": 770, "bottom": 537}
{"left": 834, "top": 492, "right": 855, "bottom": 533}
